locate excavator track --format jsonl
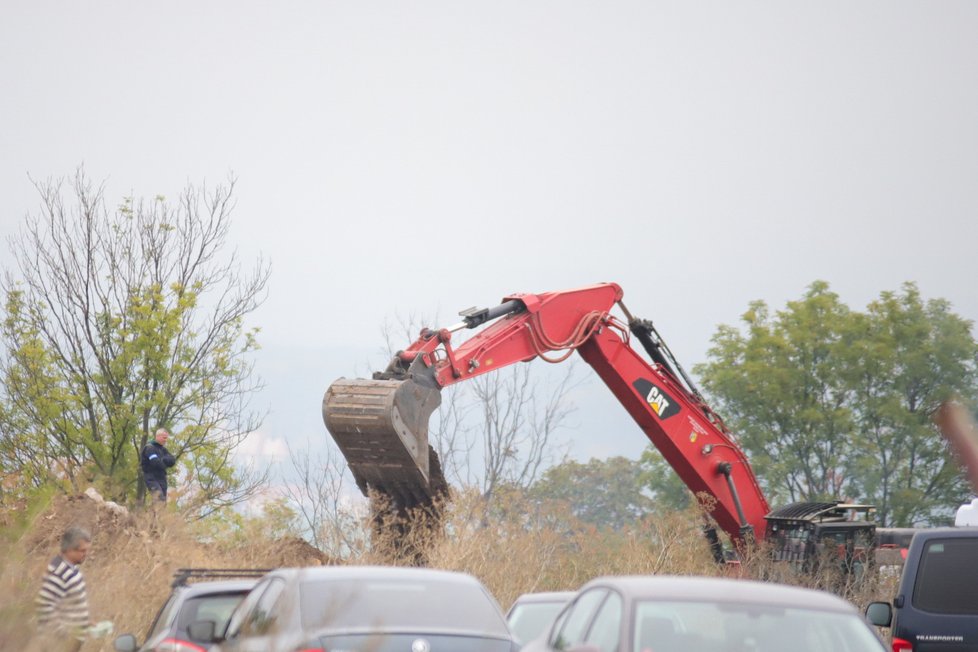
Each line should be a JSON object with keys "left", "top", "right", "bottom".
{"left": 322, "top": 377, "right": 447, "bottom": 512}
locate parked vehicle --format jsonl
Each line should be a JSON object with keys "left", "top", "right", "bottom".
{"left": 955, "top": 498, "right": 978, "bottom": 526}
{"left": 867, "top": 527, "right": 978, "bottom": 652}
{"left": 506, "top": 591, "right": 574, "bottom": 645}
{"left": 521, "top": 575, "right": 886, "bottom": 652}
{"left": 202, "top": 566, "right": 518, "bottom": 652}
{"left": 113, "top": 568, "right": 267, "bottom": 652}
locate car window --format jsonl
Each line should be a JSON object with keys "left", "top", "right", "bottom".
{"left": 632, "top": 599, "right": 884, "bottom": 652}
{"left": 224, "top": 578, "right": 272, "bottom": 639}
{"left": 550, "top": 589, "right": 608, "bottom": 650}
{"left": 585, "top": 590, "right": 622, "bottom": 652}
{"left": 507, "top": 601, "right": 568, "bottom": 644}
{"left": 913, "top": 538, "right": 978, "bottom": 614}
{"left": 298, "top": 577, "right": 509, "bottom": 636}
{"left": 175, "top": 593, "right": 248, "bottom": 642}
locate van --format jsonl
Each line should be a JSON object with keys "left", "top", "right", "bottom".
{"left": 955, "top": 498, "right": 978, "bottom": 526}
{"left": 867, "top": 528, "right": 978, "bottom": 652}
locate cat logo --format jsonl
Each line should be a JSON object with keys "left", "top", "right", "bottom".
{"left": 647, "top": 385, "right": 671, "bottom": 416}
{"left": 632, "top": 378, "right": 681, "bottom": 420}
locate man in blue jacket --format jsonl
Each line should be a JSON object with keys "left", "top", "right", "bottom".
{"left": 140, "top": 428, "right": 176, "bottom": 501}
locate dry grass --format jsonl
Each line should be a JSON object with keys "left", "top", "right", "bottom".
{"left": 0, "top": 494, "right": 328, "bottom": 651}
{"left": 363, "top": 488, "right": 899, "bottom": 612}
{"left": 0, "top": 489, "right": 900, "bottom": 651}
{"left": 419, "top": 489, "right": 720, "bottom": 608}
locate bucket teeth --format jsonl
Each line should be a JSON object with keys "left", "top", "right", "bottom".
{"left": 323, "top": 377, "right": 446, "bottom": 511}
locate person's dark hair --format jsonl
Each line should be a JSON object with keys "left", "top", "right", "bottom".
{"left": 60, "top": 526, "right": 91, "bottom": 553}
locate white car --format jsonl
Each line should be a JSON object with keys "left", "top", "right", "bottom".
{"left": 521, "top": 575, "right": 886, "bottom": 652}
{"left": 506, "top": 591, "right": 574, "bottom": 645}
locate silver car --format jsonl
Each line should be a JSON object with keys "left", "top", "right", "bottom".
{"left": 201, "top": 566, "right": 519, "bottom": 652}
{"left": 520, "top": 575, "right": 886, "bottom": 652}
{"left": 506, "top": 591, "right": 574, "bottom": 645}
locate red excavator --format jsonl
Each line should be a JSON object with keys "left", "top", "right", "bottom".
{"left": 322, "top": 282, "right": 876, "bottom": 566}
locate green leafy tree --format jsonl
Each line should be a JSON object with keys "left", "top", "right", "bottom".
{"left": 0, "top": 170, "right": 269, "bottom": 512}
{"left": 638, "top": 447, "right": 692, "bottom": 511}
{"left": 528, "top": 456, "right": 655, "bottom": 530}
{"left": 695, "top": 281, "right": 977, "bottom": 526}
{"left": 842, "top": 284, "right": 976, "bottom": 525}
{"left": 695, "top": 282, "right": 856, "bottom": 505}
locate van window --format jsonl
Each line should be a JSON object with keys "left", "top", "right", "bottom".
{"left": 913, "top": 538, "right": 978, "bottom": 615}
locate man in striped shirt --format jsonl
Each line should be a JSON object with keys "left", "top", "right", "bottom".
{"left": 35, "top": 525, "right": 92, "bottom": 652}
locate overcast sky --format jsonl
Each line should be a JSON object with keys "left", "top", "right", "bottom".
{"left": 2, "top": 1, "right": 976, "bottom": 480}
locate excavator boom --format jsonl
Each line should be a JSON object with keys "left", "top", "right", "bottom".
{"left": 322, "top": 282, "right": 772, "bottom": 545}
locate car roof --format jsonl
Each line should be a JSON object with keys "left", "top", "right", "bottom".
{"left": 904, "top": 527, "right": 978, "bottom": 562}
{"left": 175, "top": 579, "right": 260, "bottom": 597}
{"left": 269, "top": 565, "right": 484, "bottom": 585}
{"left": 581, "top": 576, "right": 857, "bottom": 613}
{"left": 512, "top": 591, "right": 576, "bottom": 605}
{"left": 911, "top": 526, "right": 978, "bottom": 540}
{"left": 281, "top": 566, "right": 513, "bottom": 640}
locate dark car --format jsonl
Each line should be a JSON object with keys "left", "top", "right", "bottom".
{"left": 867, "top": 527, "right": 978, "bottom": 652}
{"left": 114, "top": 569, "right": 267, "bottom": 652}
{"left": 203, "top": 565, "right": 519, "bottom": 652}
{"left": 506, "top": 591, "right": 574, "bottom": 645}
{"left": 521, "top": 575, "right": 886, "bottom": 652}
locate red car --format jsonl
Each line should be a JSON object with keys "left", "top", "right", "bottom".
{"left": 114, "top": 569, "right": 267, "bottom": 652}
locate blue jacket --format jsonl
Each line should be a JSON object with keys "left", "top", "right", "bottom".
{"left": 141, "top": 440, "right": 176, "bottom": 489}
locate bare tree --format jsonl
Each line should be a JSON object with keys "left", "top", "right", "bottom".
{"left": 0, "top": 168, "right": 269, "bottom": 511}
{"left": 471, "top": 364, "right": 576, "bottom": 501}
{"left": 279, "top": 441, "right": 368, "bottom": 557}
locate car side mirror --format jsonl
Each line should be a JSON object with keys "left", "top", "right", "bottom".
{"left": 865, "top": 602, "right": 892, "bottom": 627}
{"left": 113, "top": 634, "right": 138, "bottom": 652}
{"left": 188, "top": 619, "right": 218, "bottom": 642}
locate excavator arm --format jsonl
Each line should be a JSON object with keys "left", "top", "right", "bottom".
{"left": 323, "top": 282, "right": 770, "bottom": 545}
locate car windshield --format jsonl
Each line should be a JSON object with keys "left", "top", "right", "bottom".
{"left": 299, "top": 577, "right": 509, "bottom": 636}
{"left": 175, "top": 593, "right": 248, "bottom": 641}
{"left": 632, "top": 599, "right": 884, "bottom": 652}
{"left": 508, "top": 601, "right": 566, "bottom": 643}
{"left": 144, "top": 593, "right": 181, "bottom": 640}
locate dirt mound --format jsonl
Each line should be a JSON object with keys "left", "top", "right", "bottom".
{"left": 1, "top": 491, "right": 141, "bottom": 651}
{"left": 22, "top": 492, "right": 134, "bottom": 559}
{"left": 1, "top": 489, "right": 341, "bottom": 651}
{"left": 261, "top": 535, "right": 334, "bottom": 567}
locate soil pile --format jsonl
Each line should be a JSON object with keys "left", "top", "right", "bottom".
{"left": 262, "top": 535, "right": 331, "bottom": 567}
{"left": 0, "top": 490, "right": 332, "bottom": 651}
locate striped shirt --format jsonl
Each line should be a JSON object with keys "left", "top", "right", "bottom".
{"left": 36, "top": 555, "right": 89, "bottom": 639}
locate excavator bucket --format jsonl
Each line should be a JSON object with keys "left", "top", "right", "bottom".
{"left": 322, "top": 377, "right": 447, "bottom": 512}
